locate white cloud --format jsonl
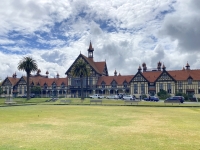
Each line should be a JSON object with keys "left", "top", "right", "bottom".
{"left": 1, "top": 0, "right": 200, "bottom": 81}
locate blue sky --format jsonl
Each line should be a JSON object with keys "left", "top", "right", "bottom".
{"left": 0, "top": 0, "right": 200, "bottom": 81}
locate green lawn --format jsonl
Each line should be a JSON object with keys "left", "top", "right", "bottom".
{"left": 0, "top": 105, "right": 200, "bottom": 150}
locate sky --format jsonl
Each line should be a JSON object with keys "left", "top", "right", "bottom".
{"left": 0, "top": 0, "right": 200, "bottom": 81}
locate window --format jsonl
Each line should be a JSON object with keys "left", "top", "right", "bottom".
{"left": 167, "top": 83, "right": 171, "bottom": 93}
{"left": 198, "top": 82, "right": 200, "bottom": 87}
{"left": 61, "top": 84, "right": 65, "bottom": 89}
{"left": 111, "top": 81, "right": 117, "bottom": 88}
{"left": 188, "top": 78, "right": 192, "bottom": 85}
{"left": 123, "top": 82, "right": 128, "bottom": 88}
{"left": 178, "top": 89, "right": 183, "bottom": 93}
{"left": 134, "top": 84, "right": 138, "bottom": 94}
{"left": 198, "top": 89, "right": 200, "bottom": 94}
{"left": 52, "top": 83, "right": 57, "bottom": 89}
{"left": 101, "top": 83, "right": 105, "bottom": 88}
{"left": 159, "top": 83, "right": 163, "bottom": 92}
{"left": 141, "top": 84, "right": 145, "bottom": 94}
{"left": 178, "top": 81, "right": 182, "bottom": 88}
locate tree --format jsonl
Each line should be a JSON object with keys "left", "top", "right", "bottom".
{"left": 71, "top": 59, "right": 90, "bottom": 100}
{"left": 31, "top": 86, "right": 41, "bottom": 97}
{"left": 0, "top": 86, "right": 3, "bottom": 98}
{"left": 157, "top": 90, "right": 170, "bottom": 99}
{"left": 18, "top": 57, "right": 38, "bottom": 100}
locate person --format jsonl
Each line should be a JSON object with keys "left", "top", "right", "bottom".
{"left": 149, "top": 96, "right": 151, "bottom": 101}
{"left": 140, "top": 95, "right": 142, "bottom": 101}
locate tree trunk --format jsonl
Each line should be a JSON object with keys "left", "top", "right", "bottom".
{"left": 27, "top": 73, "right": 30, "bottom": 100}
{"left": 81, "top": 76, "right": 84, "bottom": 101}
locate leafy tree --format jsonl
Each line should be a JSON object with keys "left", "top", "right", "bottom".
{"left": 31, "top": 86, "right": 41, "bottom": 96}
{"left": 71, "top": 59, "right": 90, "bottom": 100}
{"left": 175, "top": 92, "right": 189, "bottom": 100}
{"left": 18, "top": 57, "right": 38, "bottom": 100}
{"left": 157, "top": 90, "right": 171, "bottom": 99}
{"left": 0, "top": 86, "right": 3, "bottom": 97}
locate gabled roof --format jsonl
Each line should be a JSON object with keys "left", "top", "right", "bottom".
{"left": 65, "top": 54, "right": 107, "bottom": 76}
{"left": 15, "top": 76, "right": 68, "bottom": 87}
{"left": 167, "top": 69, "right": 200, "bottom": 81}
{"left": 142, "top": 71, "right": 162, "bottom": 82}
{"left": 97, "top": 75, "right": 134, "bottom": 85}
{"left": 2, "top": 77, "right": 20, "bottom": 86}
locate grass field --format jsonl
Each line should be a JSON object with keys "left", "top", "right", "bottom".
{"left": 0, "top": 105, "right": 200, "bottom": 150}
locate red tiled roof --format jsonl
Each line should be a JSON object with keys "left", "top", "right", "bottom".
{"left": 168, "top": 69, "right": 200, "bottom": 81}
{"left": 81, "top": 54, "right": 106, "bottom": 75}
{"left": 7, "top": 77, "right": 20, "bottom": 85}
{"left": 142, "top": 71, "right": 162, "bottom": 82}
{"left": 97, "top": 75, "right": 134, "bottom": 85}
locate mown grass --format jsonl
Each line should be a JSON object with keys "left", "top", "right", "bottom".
{"left": 0, "top": 105, "right": 200, "bottom": 150}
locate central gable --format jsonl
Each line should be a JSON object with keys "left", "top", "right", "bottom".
{"left": 65, "top": 54, "right": 108, "bottom": 77}
{"left": 156, "top": 71, "right": 175, "bottom": 82}
{"left": 131, "top": 72, "right": 147, "bottom": 82}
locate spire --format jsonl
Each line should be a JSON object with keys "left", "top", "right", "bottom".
{"left": 157, "top": 61, "right": 162, "bottom": 71}
{"left": 114, "top": 69, "right": 117, "bottom": 76}
{"left": 88, "top": 41, "right": 94, "bottom": 59}
{"left": 162, "top": 64, "right": 166, "bottom": 71}
{"left": 186, "top": 62, "right": 190, "bottom": 70}
{"left": 46, "top": 71, "right": 49, "bottom": 78}
{"left": 56, "top": 73, "right": 59, "bottom": 78}
{"left": 89, "top": 41, "right": 94, "bottom": 50}
{"left": 142, "top": 62, "right": 147, "bottom": 72}
{"left": 138, "top": 65, "right": 142, "bottom": 72}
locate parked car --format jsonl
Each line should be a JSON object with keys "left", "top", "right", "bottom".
{"left": 123, "top": 95, "right": 135, "bottom": 100}
{"left": 89, "top": 94, "right": 104, "bottom": 99}
{"left": 118, "top": 93, "right": 124, "bottom": 99}
{"left": 144, "top": 96, "right": 159, "bottom": 102}
{"left": 21, "top": 93, "right": 35, "bottom": 98}
{"left": 165, "top": 96, "right": 184, "bottom": 103}
{"left": 106, "top": 95, "right": 118, "bottom": 99}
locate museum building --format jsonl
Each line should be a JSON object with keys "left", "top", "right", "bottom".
{"left": 1, "top": 42, "right": 200, "bottom": 98}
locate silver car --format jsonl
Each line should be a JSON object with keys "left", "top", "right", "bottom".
{"left": 123, "top": 95, "right": 135, "bottom": 100}
{"left": 106, "top": 95, "right": 118, "bottom": 99}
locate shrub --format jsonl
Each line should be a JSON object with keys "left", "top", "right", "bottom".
{"left": 157, "top": 90, "right": 171, "bottom": 99}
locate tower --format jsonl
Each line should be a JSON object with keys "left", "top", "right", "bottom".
{"left": 157, "top": 61, "right": 162, "bottom": 71}
{"left": 88, "top": 41, "right": 94, "bottom": 59}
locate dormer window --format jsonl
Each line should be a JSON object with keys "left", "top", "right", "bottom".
{"left": 101, "top": 82, "right": 105, "bottom": 88}
{"left": 111, "top": 81, "right": 117, "bottom": 88}
{"left": 123, "top": 82, "right": 128, "bottom": 88}
{"left": 188, "top": 78, "right": 192, "bottom": 85}
{"left": 61, "top": 83, "right": 65, "bottom": 89}
{"left": 52, "top": 83, "right": 57, "bottom": 89}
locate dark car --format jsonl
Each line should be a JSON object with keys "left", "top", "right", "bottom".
{"left": 166, "top": 96, "right": 184, "bottom": 103}
{"left": 144, "top": 96, "right": 159, "bottom": 102}
{"left": 21, "top": 94, "right": 35, "bottom": 98}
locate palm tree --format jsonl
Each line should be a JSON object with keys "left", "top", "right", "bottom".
{"left": 18, "top": 57, "right": 38, "bottom": 100}
{"left": 72, "top": 59, "right": 90, "bottom": 100}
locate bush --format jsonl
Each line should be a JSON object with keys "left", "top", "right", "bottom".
{"left": 157, "top": 90, "right": 171, "bottom": 99}
{"left": 175, "top": 92, "right": 189, "bottom": 100}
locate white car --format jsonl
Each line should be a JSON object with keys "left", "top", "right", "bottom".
{"left": 106, "top": 95, "right": 118, "bottom": 99}
{"left": 123, "top": 95, "right": 135, "bottom": 100}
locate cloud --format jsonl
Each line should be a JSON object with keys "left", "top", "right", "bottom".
{"left": 159, "top": 0, "right": 200, "bottom": 52}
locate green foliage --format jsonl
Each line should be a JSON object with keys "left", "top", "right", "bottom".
{"left": 71, "top": 59, "right": 90, "bottom": 100}
{"left": 0, "top": 86, "right": 3, "bottom": 96}
{"left": 157, "top": 90, "right": 171, "bottom": 99}
{"left": 31, "top": 86, "right": 41, "bottom": 95}
{"left": 175, "top": 92, "right": 189, "bottom": 100}
{"left": 72, "top": 59, "right": 90, "bottom": 77}
{"left": 18, "top": 57, "right": 38, "bottom": 100}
